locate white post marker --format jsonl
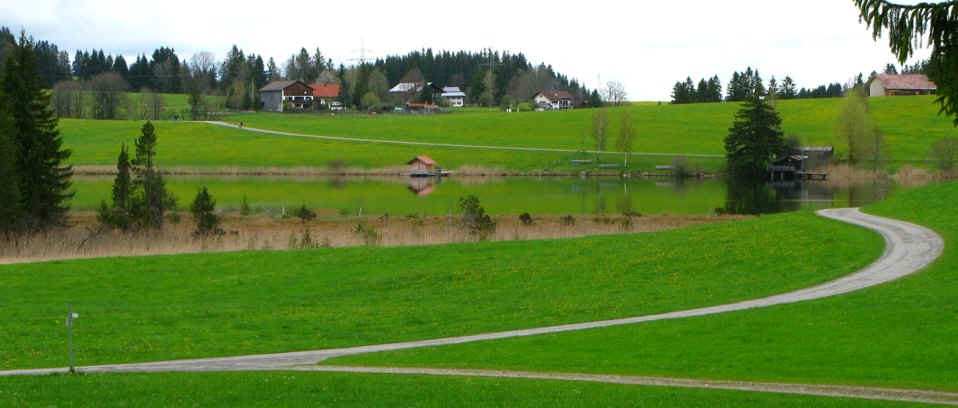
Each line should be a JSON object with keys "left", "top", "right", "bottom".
{"left": 66, "top": 305, "right": 78, "bottom": 373}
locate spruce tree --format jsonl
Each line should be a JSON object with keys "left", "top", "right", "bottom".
{"left": 1, "top": 31, "right": 72, "bottom": 230}
{"left": 131, "top": 121, "right": 175, "bottom": 229}
{"left": 725, "top": 92, "right": 786, "bottom": 179}
{"left": 99, "top": 144, "right": 133, "bottom": 229}
{"left": 0, "top": 92, "right": 21, "bottom": 235}
{"left": 190, "top": 187, "right": 221, "bottom": 236}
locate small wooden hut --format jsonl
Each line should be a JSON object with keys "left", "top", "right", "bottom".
{"left": 407, "top": 155, "right": 437, "bottom": 176}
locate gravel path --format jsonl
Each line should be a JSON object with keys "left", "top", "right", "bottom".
{"left": 205, "top": 121, "right": 724, "bottom": 158}
{"left": 0, "top": 208, "right": 946, "bottom": 404}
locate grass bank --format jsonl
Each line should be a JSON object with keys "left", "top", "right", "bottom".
{"left": 0, "top": 371, "right": 925, "bottom": 407}
{"left": 0, "top": 211, "right": 880, "bottom": 369}
{"left": 329, "top": 182, "right": 958, "bottom": 391}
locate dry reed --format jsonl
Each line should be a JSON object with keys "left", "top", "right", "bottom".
{"left": 0, "top": 212, "right": 745, "bottom": 265}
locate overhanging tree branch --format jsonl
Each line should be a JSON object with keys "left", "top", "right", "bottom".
{"left": 854, "top": 0, "right": 958, "bottom": 61}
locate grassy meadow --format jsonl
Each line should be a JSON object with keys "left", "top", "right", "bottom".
{"left": 329, "top": 181, "right": 958, "bottom": 392}
{"left": 56, "top": 95, "right": 955, "bottom": 174}
{"left": 59, "top": 119, "right": 719, "bottom": 173}
{"left": 220, "top": 95, "right": 958, "bottom": 161}
{"left": 0, "top": 371, "right": 930, "bottom": 407}
{"left": 0, "top": 210, "right": 880, "bottom": 369}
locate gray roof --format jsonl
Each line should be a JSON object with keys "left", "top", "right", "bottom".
{"left": 260, "top": 80, "right": 298, "bottom": 92}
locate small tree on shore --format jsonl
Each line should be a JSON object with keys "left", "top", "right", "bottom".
{"left": 839, "top": 88, "right": 874, "bottom": 165}
{"left": 293, "top": 204, "right": 316, "bottom": 223}
{"left": 190, "top": 187, "right": 222, "bottom": 236}
{"left": 591, "top": 109, "right": 610, "bottom": 160}
{"left": 616, "top": 110, "right": 636, "bottom": 167}
{"left": 724, "top": 94, "right": 786, "bottom": 179}
{"left": 97, "top": 144, "right": 133, "bottom": 230}
{"left": 130, "top": 121, "right": 176, "bottom": 229}
{"left": 931, "top": 137, "right": 958, "bottom": 172}
{"left": 459, "top": 195, "right": 496, "bottom": 241}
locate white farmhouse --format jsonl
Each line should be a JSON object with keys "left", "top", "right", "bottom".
{"left": 534, "top": 90, "right": 574, "bottom": 110}
{"left": 440, "top": 86, "right": 466, "bottom": 107}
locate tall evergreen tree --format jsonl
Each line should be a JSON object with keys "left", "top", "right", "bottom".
{"left": 0, "top": 89, "right": 21, "bottom": 235}
{"left": 97, "top": 144, "right": 133, "bottom": 230}
{"left": 725, "top": 92, "right": 786, "bottom": 179}
{"left": 130, "top": 121, "right": 175, "bottom": 229}
{"left": 113, "top": 55, "right": 129, "bottom": 81}
{"left": 1, "top": 32, "right": 73, "bottom": 229}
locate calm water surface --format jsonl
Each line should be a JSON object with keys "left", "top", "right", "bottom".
{"left": 71, "top": 176, "right": 898, "bottom": 216}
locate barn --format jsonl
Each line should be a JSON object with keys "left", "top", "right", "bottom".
{"left": 869, "top": 74, "right": 937, "bottom": 97}
{"left": 259, "top": 80, "right": 314, "bottom": 112}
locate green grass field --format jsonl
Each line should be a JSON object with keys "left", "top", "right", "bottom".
{"left": 0, "top": 371, "right": 929, "bottom": 407}
{"left": 0, "top": 210, "right": 880, "bottom": 370}
{"left": 57, "top": 95, "right": 955, "bottom": 173}
{"left": 328, "top": 181, "right": 958, "bottom": 392}
{"left": 220, "top": 96, "right": 958, "bottom": 161}
{"left": 59, "top": 119, "right": 721, "bottom": 172}
{"left": 68, "top": 176, "right": 729, "bottom": 216}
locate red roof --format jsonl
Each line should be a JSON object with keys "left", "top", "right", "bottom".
{"left": 309, "top": 83, "right": 341, "bottom": 98}
{"left": 875, "top": 74, "right": 937, "bottom": 91}
{"left": 407, "top": 155, "right": 437, "bottom": 165}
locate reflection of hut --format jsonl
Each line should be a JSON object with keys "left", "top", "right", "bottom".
{"left": 407, "top": 178, "right": 437, "bottom": 196}
{"left": 407, "top": 155, "right": 438, "bottom": 176}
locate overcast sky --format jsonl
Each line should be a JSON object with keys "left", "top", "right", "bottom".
{"left": 1, "top": 0, "right": 934, "bottom": 100}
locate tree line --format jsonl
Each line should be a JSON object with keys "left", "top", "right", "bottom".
{"left": 672, "top": 67, "right": 847, "bottom": 104}
{"left": 0, "top": 26, "right": 597, "bottom": 115}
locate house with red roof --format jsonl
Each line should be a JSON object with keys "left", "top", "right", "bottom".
{"left": 870, "top": 74, "right": 937, "bottom": 97}
{"left": 309, "top": 83, "right": 341, "bottom": 106}
{"left": 534, "top": 90, "right": 575, "bottom": 110}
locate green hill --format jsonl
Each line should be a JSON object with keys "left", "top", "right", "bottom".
{"left": 57, "top": 96, "right": 956, "bottom": 172}
{"left": 330, "top": 181, "right": 958, "bottom": 392}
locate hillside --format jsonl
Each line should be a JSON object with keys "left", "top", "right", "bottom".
{"left": 55, "top": 95, "right": 955, "bottom": 174}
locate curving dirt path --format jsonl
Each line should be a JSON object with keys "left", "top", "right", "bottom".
{"left": 204, "top": 121, "right": 724, "bottom": 158}
{"left": 0, "top": 209, "right": 947, "bottom": 404}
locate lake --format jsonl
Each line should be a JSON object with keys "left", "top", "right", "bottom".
{"left": 69, "top": 175, "right": 898, "bottom": 217}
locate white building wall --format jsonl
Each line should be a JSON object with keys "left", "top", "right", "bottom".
{"left": 870, "top": 80, "right": 885, "bottom": 97}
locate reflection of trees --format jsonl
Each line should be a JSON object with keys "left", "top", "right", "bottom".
{"left": 722, "top": 178, "right": 787, "bottom": 215}
{"left": 617, "top": 184, "right": 633, "bottom": 215}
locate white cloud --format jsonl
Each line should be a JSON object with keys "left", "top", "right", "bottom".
{"left": 0, "top": 0, "right": 934, "bottom": 100}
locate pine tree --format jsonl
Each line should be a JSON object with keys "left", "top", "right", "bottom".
{"left": 725, "top": 92, "right": 786, "bottom": 179}
{"left": 1, "top": 31, "right": 73, "bottom": 229}
{"left": 0, "top": 91, "right": 21, "bottom": 235}
{"left": 130, "top": 121, "right": 175, "bottom": 229}
{"left": 190, "top": 186, "right": 222, "bottom": 236}
{"left": 98, "top": 144, "right": 133, "bottom": 230}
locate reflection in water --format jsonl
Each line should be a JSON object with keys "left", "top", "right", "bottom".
{"left": 72, "top": 174, "right": 903, "bottom": 216}
{"left": 407, "top": 178, "right": 438, "bottom": 196}
{"left": 720, "top": 178, "right": 895, "bottom": 215}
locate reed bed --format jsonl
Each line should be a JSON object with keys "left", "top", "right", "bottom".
{"left": 0, "top": 212, "right": 744, "bottom": 264}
